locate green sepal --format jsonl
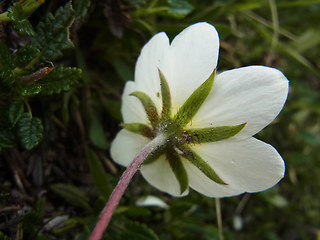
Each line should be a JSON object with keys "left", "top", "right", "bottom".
{"left": 121, "top": 123, "right": 154, "bottom": 138}
{"left": 185, "top": 123, "right": 246, "bottom": 143}
{"left": 158, "top": 68, "right": 171, "bottom": 118}
{"left": 173, "top": 70, "right": 215, "bottom": 127}
{"left": 143, "top": 151, "right": 164, "bottom": 165}
{"left": 167, "top": 150, "right": 189, "bottom": 194}
{"left": 130, "top": 91, "right": 159, "bottom": 126}
{"left": 181, "top": 146, "right": 227, "bottom": 185}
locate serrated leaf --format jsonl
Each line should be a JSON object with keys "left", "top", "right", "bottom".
{"left": 167, "top": 0, "right": 194, "bottom": 18}
{"left": 74, "top": 0, "right": 91, "bottom": 20}
{"left": 17, "top": 112, "right": 43, "bottom": 150}
{"left": 30, "top": 2, "right": 75, "bottom": 62}
{"left": 20, "top": 85, "right": 42, "bottom": 96}
{"left": 50, "top": 183, "right": 92, "bottom": 210}
{"left": 8, "top": 3, "right": 35, "bottom": 36}
{"left": 13, "top": 45, "right": 40, "bottom": 67}
{"left": 0, "top": 40, "right": 15, "bottom": 84}
{"left": 86, "top": 149, "right": 112, "bottom": 199}
{"left": 9, "top": 101, "right": 24, "bottom": 126}
{"left": 36, "top": 66, "right": 81, "bottom": 95}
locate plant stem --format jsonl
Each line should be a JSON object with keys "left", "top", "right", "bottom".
{"left": 88, "top": 133, "right": 167, "bottom": 240}
{"left": 215, "top": 198, "right": 224, "bottom": 240}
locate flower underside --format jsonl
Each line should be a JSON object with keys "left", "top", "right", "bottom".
{"left": 122, "top": 69, "right": 246, "bottom": 194}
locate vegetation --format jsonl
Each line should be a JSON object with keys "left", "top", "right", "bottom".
{"left": 0, "top": 0, "right": 319, "bottom": 239}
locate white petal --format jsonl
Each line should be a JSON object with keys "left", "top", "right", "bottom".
{"left": 184, "top": 137, "right": 285, "bottom": 197}
{"left": 134, "top": 32, "right": 170, "bottom": 111}
{"left": 110, "top": 129, "right": 149, "bottom": 167}
{"left": 136, "top": 195, "right": 169, "bottom": 209}
{"left": 121, "top": 81, "right": 148, "bottom": 124}
{"left": 161, "top": 22, "right": 220, "bottom": 113}
{"left": 140, "top": 156, "right": 188, "bottom": 197}
{"left": 191, "top": 66, "right": 289, "bottom": 138}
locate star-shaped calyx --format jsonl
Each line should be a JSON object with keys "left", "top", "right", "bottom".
{"left": 121, "top": 68, "right": 246, "bottom": 194}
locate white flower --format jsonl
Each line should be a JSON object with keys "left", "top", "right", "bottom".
{"left": 110, "top": 22, "right": 289, "bottom": 198}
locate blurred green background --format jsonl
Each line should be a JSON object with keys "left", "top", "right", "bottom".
{"left": 1, "top": 0, "right": 320, "bottom": 239}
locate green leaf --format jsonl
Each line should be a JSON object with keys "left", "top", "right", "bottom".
{"left": 121, "top": 122, "right": 154, "bottom": 138}
{"left": 0, "top": 40, "right": 15, "bottom": 84}
{"left": 167, "top": 150, "right": 188, "bottom": 194}
{"left": 36, "top": 66, "right": 81, "bottom": 95}
{"left": 9, "top": 101, "right": 24, "bottom": 126}
{"left": 130, "top": 91, "right": 159, "bottom": 126}
{"left": 158, "top": 68, "right": 171, "bottom": 118}
{"left": 50, "top": 183, "right": 92, "bottom": 210}
{"left": 13, "top": 45, "right": 40, "bottom": 67}
{"left": 185, "top": 123, "right": 246, "bottom": 143}
{"left": 20, "top": 85, "right": 42, "bottom": 96}
{"left": 86, "top": 149, "right": 112, "bottom": 199}
{"left": 181, "top": 147, "right": 227, "bottom": 185}
{"left": 30, "top": 2, "right": 75, "bottom": 62}
{"left": 167, "top": 0, "right": 194, "bottom": 18}
{"left": 74, "top": 0, "right": 91, "bottom": 20}
{"left": 110, "top": 220, "right": 160, "bottom": 240}
{"left": 7, "top": 3, "right": 35, "bottom": 36}
{"left": 173, "top": 70, "right": 215, "bottom": 127}
{"left": 89, "top": 115, "right": 108, "bottom": 150}
{"left": 17, "top": 112, "right": 43, "bottom": 150}
{"left": 0, "top": 129, "right": 16, "bottom": 149}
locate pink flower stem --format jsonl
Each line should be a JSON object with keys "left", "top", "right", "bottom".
{"left": 89, "top": 133, "right": 166, "bottom": 240}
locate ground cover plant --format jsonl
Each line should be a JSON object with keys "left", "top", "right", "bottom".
{"left": 0, "top": 0, "right": 320, "bottom": 239}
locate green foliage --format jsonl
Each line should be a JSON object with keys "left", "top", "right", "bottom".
{"left": 74, "top": 0, "right": 92, "bottom": 20}
{"left": 86, "top": 148, "right": 112, "bottom": 199}
{"left": 1, "top": 0, "right": 320, "bottom": 239}
{"left": 166, "top": 0, "right": 194, "bottom": 18}
{"left": 0, "top": 1, "right": 81, "bottom": 151}
{"left": 17, "top": 112, "right": 43, "bottom": 150}
{"left": 0, "top": 40, "right": 15, "bottom": 84}
{"left": 9, "top": 101, "right": 24, "bottom": 126}
{"left": 106, "top": 220, "right": 160, "bottom": 240}
{"left": 8, "top": 3, "right": 35, "bottom": 36}
{"left": 50, "top": 183, "right": 92, "bottom": 210}
{"left": 36, "top": 66, "right": 82, "bottom": 95}
{"left": 30, "top": 2, "right": 75, "bottom": 62}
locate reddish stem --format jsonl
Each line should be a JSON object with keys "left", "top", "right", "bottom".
{"left": 89, "top": 134, "right": 166, "bottom": 240}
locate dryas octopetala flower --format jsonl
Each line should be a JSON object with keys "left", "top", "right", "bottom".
{"left": 110, "top": 22, "right": 289, "bottom": 197}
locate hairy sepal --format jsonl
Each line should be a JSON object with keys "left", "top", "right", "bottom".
{"left": 173, "top": 70, "right": 215, "bottom": 127}
{"left": 121, "top": 123, "right": 154, "bottom": 138}
{"left": 185, "top": 123, "right": 246, "bottom": 143}
{"left": 130, "top": 91, "right": 159, "bottom": 126}
{"left": 181, "top": 146, "right": 227, "bottom": 185}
